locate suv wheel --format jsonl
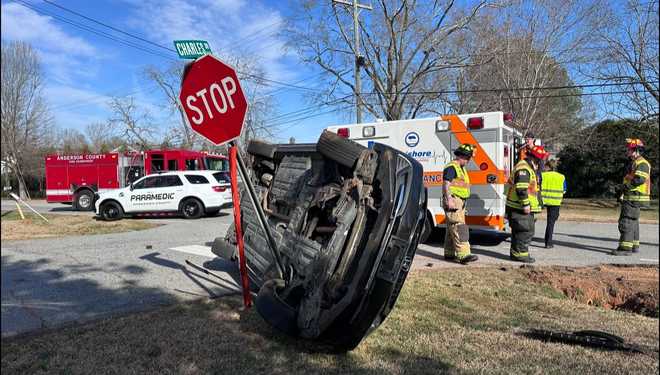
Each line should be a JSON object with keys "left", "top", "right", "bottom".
{"left": 100, "top": 201, "right": 123, "bottom": 221}
{"left": 181, "top": 198, "right": 203, "bottom": 219}
{"left": 75, "top": 190, "right": 95, "bottom": 211}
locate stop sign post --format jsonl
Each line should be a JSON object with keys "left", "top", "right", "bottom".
{"left": 179, "top": 54, "right": 284, "bottom": 308}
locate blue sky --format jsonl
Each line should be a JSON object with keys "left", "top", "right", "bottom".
{"left": 1, "top": 0, "right": 348, "bottom": 143}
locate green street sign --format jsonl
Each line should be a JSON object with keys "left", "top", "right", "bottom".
{"left": 173, "top": 40, "right": 212, "bottom": 59}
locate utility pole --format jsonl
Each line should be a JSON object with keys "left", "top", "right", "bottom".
{"left": 333, "top": 0, "right": 372, "bottom": 123}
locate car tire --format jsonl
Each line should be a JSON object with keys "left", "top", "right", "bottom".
{"left": 180, "top": 198, "right": 203, "bottom": 219}
{"left": 248, "top": 139, "right": 277, "bottom": 159}
{"left": 317, "top": 130, "right": 366, "bottom": 168}
{"left": 255, "top": 279, "right": 298, "bottom": 336}
{"left": 100, "top": 201, "right": 123, "bottom": 221}
{"left": 74, "top": 189, "right": 95, "bottom": 211}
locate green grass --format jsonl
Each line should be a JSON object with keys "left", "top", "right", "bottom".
{"left": 537, "top": 198, "right": 659, "bottom": 223}
{"left": 2, "top": 267, "right": 658, "bottom": 374}
{"left": 1, "top": 211, "right": 159, "bottom": 240}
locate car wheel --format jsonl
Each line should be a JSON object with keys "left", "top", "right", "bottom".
{"left": 75, "top": 190, "right": 95, "bottom": 211}
{"left": 180, "top": 198, "right": 203, "bottom": 219}
{"left": 317, "top": 130, "right": 366, "bottom": 168}
{"left": 255, "top": 279, "right": 298, "bottom": 336}
{"left": 100, "top": 201, "right": 123, "bottom": 221}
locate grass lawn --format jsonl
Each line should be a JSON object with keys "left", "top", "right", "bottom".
{"left": 1, "top": 211, "right": 159, "bottom": 240}
{"left": 536, "top": 198, "right": 659, "bottom": 224}
{"left": 2, "top": 267, "right": 657, "bottom": 374}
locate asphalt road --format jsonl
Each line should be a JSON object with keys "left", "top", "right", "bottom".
{"left": 1, "top": 199, "right": 94, "bottom": 216}
{"left": 2, "top": 209, "right": 658, "bottom": 337}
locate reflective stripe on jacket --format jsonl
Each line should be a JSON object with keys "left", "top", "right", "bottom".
{"left": 541, "top": 171, "right": 566, "bottom": 206}
{"left": 623, "top": 157, "right": 651, "bottom": 202}
{"left": 506, "top": 160, "right": 541, "bottom": 212}
{"left": 444, "top": 161, "right": 471, "bottom": 199}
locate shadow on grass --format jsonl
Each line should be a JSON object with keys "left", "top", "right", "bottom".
{"left": 556, "top": 232, "right": 658, "bottom": 247}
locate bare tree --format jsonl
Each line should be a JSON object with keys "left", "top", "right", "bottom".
{"left": 452, "top": 0, "right": 609, "bottom": 142}
{"left": 57, "top": 128, "right": 90, "bottom": 154}
{"left": 85, "top": 122, "right": 123, "bottom": 152}
{"left": 107, "top": 96, "right": 155, "bottom": 149}
{"left": 1, "top": 41, "right": 54, "bottom": 199}
{"left": 589, "top": 0, "right": 659, "bottom": 123}
{"left": 287, "top": 0, "right": 500, "bottom": 121}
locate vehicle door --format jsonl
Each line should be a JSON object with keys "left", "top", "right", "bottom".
{"left": 128, "top": 175, "right": 183, "bottom": 212}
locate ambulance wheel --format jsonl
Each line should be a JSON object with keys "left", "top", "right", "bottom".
{"left": 419, "top": 213, "right": 434, "bottom": 244}
{"left": 181, "top": 198, "right": 203, "bottom": 219}
{"left": 100, "top": 201, "right": 123, "bottom": 221}
{"left": 74, "top": 189, "right": 95, "bottom": 211}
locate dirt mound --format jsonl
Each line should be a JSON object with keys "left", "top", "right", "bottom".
{"left": 524, "top": 265, "right": 659, "bottom": 318}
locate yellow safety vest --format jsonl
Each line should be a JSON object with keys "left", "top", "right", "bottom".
{"left": 444, "top": 161, "right": 471, "bottom": 199}
{"left": 623, "top": 157, "right": 651, "bottom": 202}
{"left": 541, "top": 171, "right": 565, "bottom": 206}
{"left": 506, "top": 160, "right": 541, "bottom": 212}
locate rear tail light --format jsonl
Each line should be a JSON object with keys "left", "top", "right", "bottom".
{"left": 362, "top": 126, "right": 375, "bottom": 137}
{"left": 467, "top": 117, "right": 484, "bottom": 129}
{"left": 212, "top": 186, "right": 227, "bottom": 192}
{"left": 479, "top": 162, "right": 488, "bottom": 171}
{"left": 337, "top": 128, "right": 350, "bottom": 138}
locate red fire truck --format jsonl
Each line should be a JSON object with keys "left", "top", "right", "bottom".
{"left": 45, "top": 149, "right": 228, "bottom": 211}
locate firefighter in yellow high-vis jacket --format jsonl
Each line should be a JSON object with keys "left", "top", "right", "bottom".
{"left": 612, "top": 138, "right": 652, "bottom": 256}
{"left": 442, "top": 144, "right": 478, "bottom": 264}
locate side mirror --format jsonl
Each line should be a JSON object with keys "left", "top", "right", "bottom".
{"left": 129, "top": 183, "right": 134, "bottom": 191}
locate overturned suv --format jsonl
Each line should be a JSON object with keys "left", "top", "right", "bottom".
{"left": 214, "top": 131, "right": 426, "bottom": 351}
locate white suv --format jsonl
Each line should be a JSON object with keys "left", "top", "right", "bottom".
{"left": 95, "top": 170, "right": 232, "bottom": 220}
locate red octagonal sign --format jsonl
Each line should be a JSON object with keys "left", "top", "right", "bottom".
{"left": 179, "top": 55, "right": 248, "bottom": 145}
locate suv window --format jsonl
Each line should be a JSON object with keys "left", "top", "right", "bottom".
{"left": 133, "top": 175, "right": 182, "bottom": 189}
{"left": 213, "top": 172, "right": 230, "bottom": 183}
{"left": 185, "top": 174, "right": 209, "bottom": 184}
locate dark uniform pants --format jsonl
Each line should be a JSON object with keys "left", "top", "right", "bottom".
{"left": 544, "top": 205, "right": 560, "bottom": 246}
{"left": 508, "top": 210, "right": 535, "bottom": 258}
{"left": 618, "top": 200, "right": 641, "bottom": 252}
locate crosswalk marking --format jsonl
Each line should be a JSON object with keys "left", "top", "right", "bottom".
{"left": 168, "top": 245, "right": 215, "bottom": 258}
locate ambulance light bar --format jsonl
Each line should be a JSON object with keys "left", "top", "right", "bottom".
{"left": 435, "top": 120, "right": 450, "bottom": 132}
{"left": 467, "top": 117, "right": 484, "bottom": 129}
{"left": 337, "top": 128, "right": 350, "bottom": 138}
{"left": 362, "top": 126, "right": 375, "bottom": 137}
{"left": 503, "top": 112, "right": 514, "bottom": 122}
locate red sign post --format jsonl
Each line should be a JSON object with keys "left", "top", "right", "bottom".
{"left": 180, "top": 55, "right": 251, "bottom": 308}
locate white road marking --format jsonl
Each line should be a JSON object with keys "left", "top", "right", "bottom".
{"left": 639, "top": 258, "right": 659, "bottom": 263}
{"left": 168, "top": 245, "right": 215, "bottom": 258}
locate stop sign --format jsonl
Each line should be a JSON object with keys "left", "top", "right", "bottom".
{"left": 179, "top": 55, "right": 248, "bottom": 145}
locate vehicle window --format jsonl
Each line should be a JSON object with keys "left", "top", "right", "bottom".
{"left": 162, "top": 175, "right": 183, "bottom": 187}
{"left": 213, "top": 172, "right": 231, "bottom": 183}
{"left": 184, "top": 174, "right": 209, "bottom": 184}
{"left": 134, "top": 176, "right": 159, "bottom": 189}
{"left": 205, "top": 157, "right": 228, "bottom": 171}
{"left": 185, "top": 158, "right": 199, "bottom": 170}
{"left": 167, "top": 159, "right": 178, "bottom": 170}
{"left": 151, "top": 154, "right": 164, "bottom": 172}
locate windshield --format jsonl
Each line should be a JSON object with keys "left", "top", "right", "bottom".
{"left": 204, "top": 157, "right": 228, "bottom": 171}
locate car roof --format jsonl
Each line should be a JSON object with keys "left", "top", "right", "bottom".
{"left": 143, "top": 170, "right": 222, "bottom": 177}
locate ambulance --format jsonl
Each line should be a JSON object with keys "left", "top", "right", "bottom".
{"left": 326, "top": 112, "right": 521, "bottom": 233}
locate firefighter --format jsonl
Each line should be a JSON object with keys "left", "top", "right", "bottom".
{"left": 541, "top": 159, "right": 566, "bottom": 248}
{"left": 506, "top": 145, "right": 549, "bottom": 263}
{"left": 612, "top": 138, "right": 652, "bottom": 256}
{"left": 442, "top": 144, "right": 479, "bottom": 264}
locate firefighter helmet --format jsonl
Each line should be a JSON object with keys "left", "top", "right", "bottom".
{"left": 626, "top": 138, "right": 644, "bottom": 151}
{"left": 528, "top": 145, "right": 549, "bottom": 160}
{"left": 454, "top": 143, "right": 476, "bottom": 158}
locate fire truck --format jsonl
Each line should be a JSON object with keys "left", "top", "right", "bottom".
{"left": 326, "top": 112, "right": 522, "bottom": 234}
{"left": 45, "top": 149, "right": 228, "bottom": 211}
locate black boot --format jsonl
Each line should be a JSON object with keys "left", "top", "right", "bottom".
{"left": 510, "top": 254, "right": 536, "bottom": 263}
{"left": 458, "top": 254, "right": 478, "bottom": 264}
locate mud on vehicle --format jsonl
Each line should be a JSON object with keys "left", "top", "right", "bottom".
{"left": 214, "top": 131, "right": 426, "bottom": 351}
